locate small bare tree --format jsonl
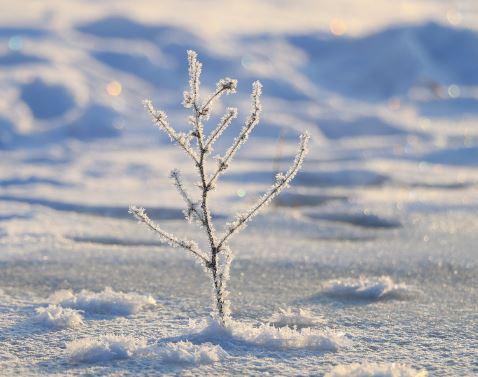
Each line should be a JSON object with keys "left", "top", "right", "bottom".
{"left": 130, "top": 50, "right": 309, "bottom": 325}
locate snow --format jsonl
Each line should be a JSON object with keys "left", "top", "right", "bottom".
{"left": 67, "top": 335, "right": 146, "bottom": 363}
{"left": 325, "top": 362, "right": 429, "bottom": 377}
{"left": 267, "top": 307, "right": 324, "bottom": 328}
{"left": 50, "top": 287, "right": 156, "bottom": 315}
{"left": 189, "top": 318, "right": 343, "bottom": 351}
{"left": 1, "top": 0, "right": 477, "bottom": 375}
{"left": 322, "top": 276, "right": 410, "bottom": 300}
{"left": 34, "top": 305, "right": 83, "bottom": 329}
{"left": 145, "top": 341, "right": 228, "bottom": 365}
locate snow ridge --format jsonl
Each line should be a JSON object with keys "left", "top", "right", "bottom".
{"left": 190, "top": 318, "right": 344, "bottom": 350}
{"left": 50, "top": 287, "right": 156, "bottom": 315}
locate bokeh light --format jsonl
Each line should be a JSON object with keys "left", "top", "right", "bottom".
{"left": 447, "top": 84, "right": 460, "bottom": 98}
{"left": 237, "top": 189, "right": 246, "bottom": 198}
{"left": 446, "top": 8, "right": 462, "bottom": 25}
{"left": 329, "top": 18, "right": 347, "bottom": 36}
{"left": 8, "top": 35, "right": 23, "bottom": 51}
{"left": 106, "top": 80, "right": 122, "bottom": 96}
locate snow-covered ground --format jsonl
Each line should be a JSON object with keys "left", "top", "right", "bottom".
{"left": 1, "top": 1, "right": 477, "bottom": 376}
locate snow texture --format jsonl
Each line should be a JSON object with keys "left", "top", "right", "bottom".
{"left": 34, "top": 305, "right": 83, "bottom": 329}
{"left": 67, "top": 335, "right": 147, "bottom": 363}
{"left": 325, "top": 362, "right": 429, "bottom": 377}
{"left": 145, "top": 341, "right": 228, "bottom": 365}
{"left": 267, "top": 307, "right": 324, "bottom": 328}
{"left": 50, "top": 287, "right": 156, "bottom": 315}
{"left": 190, "top": 318, "right": 343, "bottom": 350}
{"left": 323, "top": 276, "right": 409, "bottom": 300}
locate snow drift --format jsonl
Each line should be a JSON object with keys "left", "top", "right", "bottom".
{"left": 189, "top": 318, "right": 344, "bottom": 351}
{"left": 67, "top": 335, "right": 146, "bottom": 363}
{"left": 322, "top": 276, "right": 409, "bottom": 300}
{"left": 50, "top": 287, "right": 156, "bottom": 315}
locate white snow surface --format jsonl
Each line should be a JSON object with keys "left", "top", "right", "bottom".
{"left": 322, "top": 276, "right": 410, "bottom": 300}
{"left": 145, "top": 341, "right": 228, "bottom": 365}
{"left": 325, "top": 362, "right": 429, "bottom": 377}
{"left": 189, "top": 318, "right": 343, "bottom": 351}
{"left": 267, "top": 307, "right": 324, "bottom": 328}
{"left": 50, "top": 287, "right": 156, "bottom": 315}
{"left": 67, "top": 335, "right": 147, "bottom": 363}
{"left": 1, "top": 0, "right": 477, "bottom": 375}
{"left": 34, "top": 305, "right": 83, "bottom": 329}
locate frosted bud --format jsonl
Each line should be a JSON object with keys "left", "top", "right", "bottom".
{"left": 183, "top": 91, "right": 193, "bottom": 108}
{"left": 218, "top": 78, "right": 238, "bottom": 94}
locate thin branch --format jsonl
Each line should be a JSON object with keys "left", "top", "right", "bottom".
{"left": 217, "top": 132, "right": 310, "bottom": 249}
{"left": 182, "top": 50, "right": 202, "bottom": 109}
{"left": 144, "top": 99, "right": 199, "bottom": 163}
{"left": 207, "top": 81, "right": 262, "bottom": 187}
{"left": 170, "top": 169, "right": 203, "bottom": 224}
{"left": 204, "top": 107, "right": 238, "bottom": 152}
{"left": 129, "top": 205, "right": 210, "bottom": 264}
{"left": 200, "top": 78, "right": 237, "bottom": 119}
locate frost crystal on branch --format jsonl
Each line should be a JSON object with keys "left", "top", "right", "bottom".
{"left": 128, "top": 205, "right": 208, "bottom": 264}
{"left": 219, "top": 131, "right": 309, "bottom": 248}
{"left": 144, "top": 99, "right": 198, "bottom": 162}
{"left": 130, "top": 51, "right": 309, "bottom": 325}
{"left": 185, "top": 50, "right": 202, "bottom": 108}
{"left": 205, "top": 107, "right": 238, "bottom": 152}
{"left": 170, "top": 169, "right": 203, "bottom": 224}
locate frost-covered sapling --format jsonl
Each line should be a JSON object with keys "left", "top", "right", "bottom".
{"left": 130, "top": 50, "right": 309, "bottom": 325}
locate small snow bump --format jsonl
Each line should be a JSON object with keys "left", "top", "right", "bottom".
{"left": 67, "top": 335, "right": 146, "bottom": 363}
{"left": 34, "top": 305, "right": 83, "bottom": 329}
{"left": 322, "top": 276, "right": 411, "bottom": 301}
{"left": 144, "top": 341, "right": 228, "bottom": 365}
{"left": 325, "top": 362, "right": 428, "bottom": 377}
{"left": 267, "top": 307, "right": 324, "bottom": 329}
{"left": 50, "top": 287, "right": 156, "bottom": 315}
{"left": 189, "top": 318, "right": 344, "bottom": 351}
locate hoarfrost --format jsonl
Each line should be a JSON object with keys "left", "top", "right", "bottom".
{"left": 145, "top": 341, "right": 228, "bottom": 365}
{"left": 189, "top": 318, "right": 344, "bottom": 350}
{"left": 34, "top": 305, "right": 83, "bottom": 329}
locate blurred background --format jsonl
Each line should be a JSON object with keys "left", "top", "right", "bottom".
{"left": 1, "top": 0, "right": 478, "bottom": 224}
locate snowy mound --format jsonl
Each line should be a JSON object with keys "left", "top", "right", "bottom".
{"left": 323, "top": 276, "right": 409, "bottom": 300}
{"left": 325, "top": 362, "right": 428, "bottom": 377}
{"left": 267, "top": 307, "right": 324, "bottom": 329}
{"left": 67, "top": 335, "right": 146, "bottom": 363}
{"left": 50, "top": 287, "right": 156, "bottom": 315}
{"left": 34, "top": 305, "right": 83, "bottom": 329}
{"left": 144, "top": 341, "right": 228, "bottom": 365}
{"left": 190, "top": 318, "right": 344, "bottom": 351}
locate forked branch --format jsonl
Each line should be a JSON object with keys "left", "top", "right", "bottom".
{"left": 129, "top": 205, "right": 209, "bottom": 264}
{"left": 217, "top": 131, "right": 310, "bottom": 249}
